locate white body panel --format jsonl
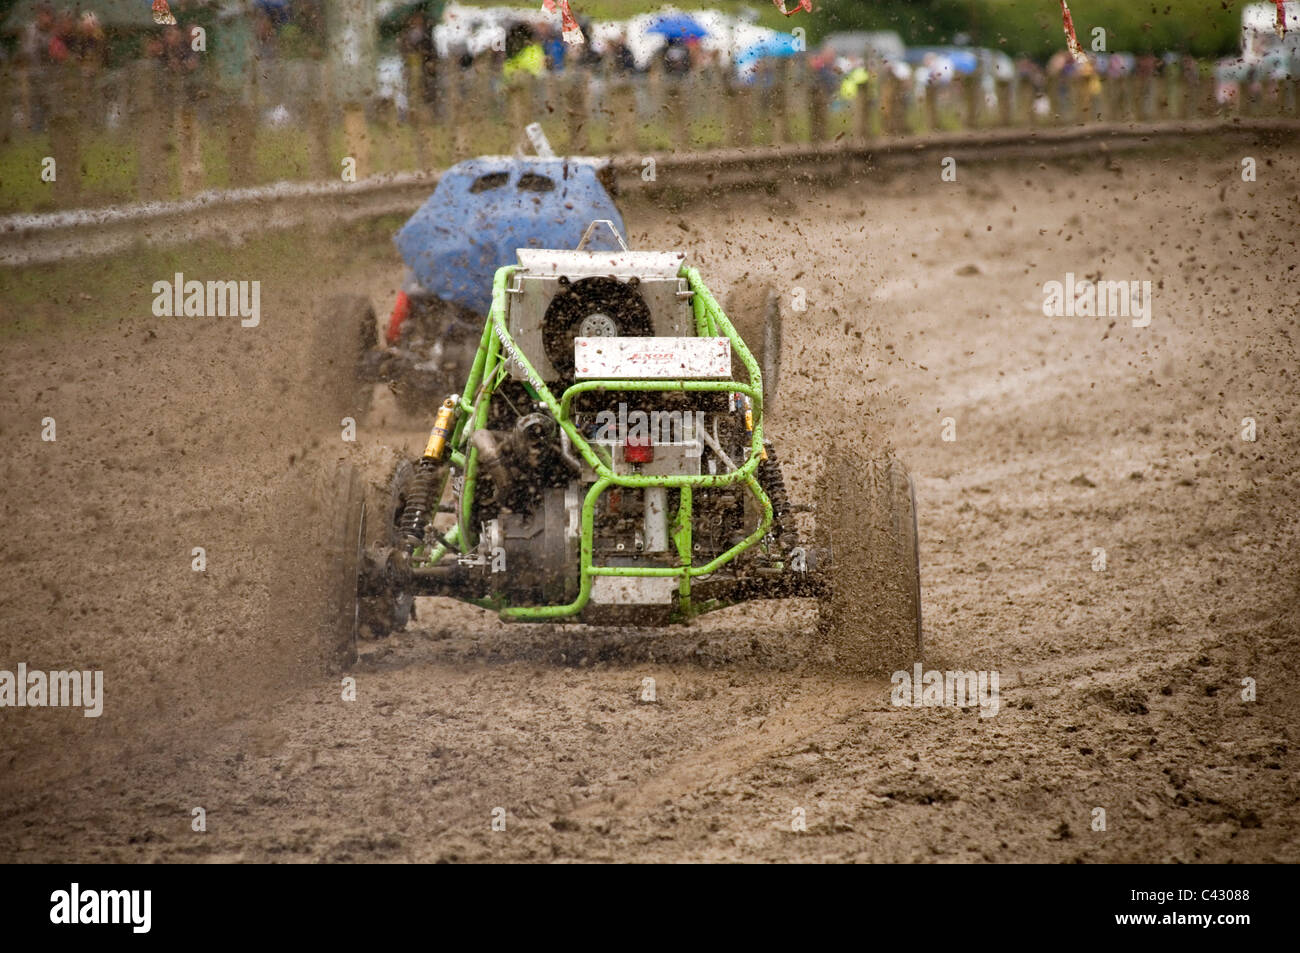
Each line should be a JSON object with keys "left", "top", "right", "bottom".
{"left": 574, "top": 336, "right": 731, "bottom": 379}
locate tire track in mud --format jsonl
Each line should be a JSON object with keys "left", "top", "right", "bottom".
{"left": 568, "top": 677, "right": 883, "bottom": 820}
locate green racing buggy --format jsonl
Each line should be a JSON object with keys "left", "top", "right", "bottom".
{"left": 321, "top": 224, "right": 922, "bottom": 674}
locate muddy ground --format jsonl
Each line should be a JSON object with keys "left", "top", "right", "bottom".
{"left": 1, "top": 140, "right": 1297, "bottom": 862}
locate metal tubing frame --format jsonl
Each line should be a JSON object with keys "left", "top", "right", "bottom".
{"left": 423, "top": 263, "right": 773, "bottom": 621}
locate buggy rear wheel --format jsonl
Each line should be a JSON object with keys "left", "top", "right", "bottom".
{"left": 725, "top": 282, "right": 783, "bottom": 414}
{"left": 817, "top": 453, "right": 922, "bottom": 674}
{"left": 356, "top": 459, "right": 419, "bottom": 639}
{"left": 318, "top": 461, "right": 364, "bottom": 671}
{"left": 317, "top": 458, "right": 422, "bottom": 668}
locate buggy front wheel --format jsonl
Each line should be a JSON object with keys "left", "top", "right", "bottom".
{"left": 816, "top": 453, "right": 922, "bottom": 674}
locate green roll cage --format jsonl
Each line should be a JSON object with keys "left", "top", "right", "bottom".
{"left": 413, "top": 263, "right": 774, "bottom": 621}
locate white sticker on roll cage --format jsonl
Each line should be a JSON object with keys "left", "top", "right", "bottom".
{"left": 574, "top": 336, "right": 731, "bottom": 379}
{"left": 493, "top": 321, "right": 548, "bottom": 393}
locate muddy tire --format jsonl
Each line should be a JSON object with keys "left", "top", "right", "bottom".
{"left": 307, "top": 294, "right": 375, "bottom": 422}
{"left": 356, "top": 460, "right": 417, "bottom": 639}
{"left": 319, "top": 461, "right": 364, "bottom": 672}
{"left": 725, "top": 283, "right": 782, "bottom": 414}
{"left": 817, "top": 453, "right": 922, "bottom": 674}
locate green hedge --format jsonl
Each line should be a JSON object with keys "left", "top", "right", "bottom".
{"left": 815, "top": 0, "right": 1245, "bottom": 59}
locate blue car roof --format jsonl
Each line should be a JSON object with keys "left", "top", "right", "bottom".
{"left": 395, "top": 157, "right": 625, "bottom": 316}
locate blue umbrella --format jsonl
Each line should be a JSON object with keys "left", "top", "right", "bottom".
{"left": 646, "top": 13, "right": 709, "bottom": 41}
{"left": 734, "top": 32, "right": 802, "bottom": 74}
{"left": 395, "top": 158, "right": 625, "bottom": 316}
{"left": 904, "top": 47, "right": 979, "bottom": 75}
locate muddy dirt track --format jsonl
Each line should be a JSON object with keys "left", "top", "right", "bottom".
{"left": 1, "top": 140, "right": 1298, "bottom": 862}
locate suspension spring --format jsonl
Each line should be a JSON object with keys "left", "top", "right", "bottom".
{"left": 397, "top": 458, "right": 442, "bottom": 545}
{"left": 755, "top": 444, "right": 792, "bottom": 544}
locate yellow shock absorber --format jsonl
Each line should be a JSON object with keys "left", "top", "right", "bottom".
{"left": 424, "top": 395, "right": 459, "bottom": 460}
{"left": 740, "top": 395, "right": 767, "bottom": 461}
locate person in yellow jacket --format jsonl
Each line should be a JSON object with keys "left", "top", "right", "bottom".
{"left": 839, "top": 65, "right": 870, "bottom": 101}
{"left": 503, "top": 23, "right": 546, "bottom": 81}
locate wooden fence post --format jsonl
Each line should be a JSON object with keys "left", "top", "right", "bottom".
{"left": 997, "top": 78, "right": 1013, "bottom": 126}
{"left": 0, "top": 65, "right": 9, "bottom": 140}
{"left": 1046, "top": 76, "right": 1063, "bottom": 124}
{"left": 177, "top": 100, "right": 203, "bottom": 195}
{"left": 1070, "top": 75, "right": 1088, "bottom": 124}
{"left": 1102, "top": 72, "right": 1118, "bottom": 120}
{"left": 1177, "top": 62, "right": 1194, "bottom": 119}
{"left": 1162, "top": 66, "right": 1178, "bottom": 119}
{"left": 444, "top": 70, "right": 469, "bottom": 162}
{"left": 963, "top": 73, "right": 979, "bottom": 129}
{"left": 888, "top": 72, "right": 909, "bottom": 135}
{"left": 306, "top": 65, "right": 333, "bottom": 182}
{"left": 611, "top": 78, "right": 638, "bottom": 152}
{"left": 1203, "top": 66, "right": 1220, "bottom": 118}
{"left": 808, "top": 69, "right": 828, "bottom": 144}
{"left": 403, "top": 52, "right": 429, "bottom": 170}
{"left": 1139, "top": 71, "right": 1156, "bottom": 120}
{"left": 566, "top": 70, "right": 589, "bottom": 153}
{"left": 728, "top": 73, "right": 753, "bottom": 147}
{"left": 1013, "top": 76, "right": 1031, "bottom": 126}
{"left": 13, "top": 64, "right": 32, "bottom": 137}
{"left": 645, "top": 63, "right": 664, "bottom": 146}
{"left": 696, "top": 65, "right": 726, "bottom": 148}
{"left": 48, "top": 67, "right": 82, "bottom": 204}
{"left": 771, "top": 60, "right": 790, "bottom": 144}
{"left": 342, "top": 102, "right": 369, "bottom": 179}
{"left": 667, "top": 77, "right": 690, "bottom": 150}
{"left": 854, "top": 72, "right": 876, "bottom": 141}
{"left": 877, "top": 73, "right": 893, "bottom": 135}
{"left": 134, "top": 60, "right": 171, "bottom": 200}
{"left": 471, "top": 61, "right": 494, "bottom": 147}
{"left": 506, "top": 78, "right": 531, "bottom": 144}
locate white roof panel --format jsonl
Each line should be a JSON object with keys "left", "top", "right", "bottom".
{"left": 515, "top": 249, "right": 686, "bottom": 279}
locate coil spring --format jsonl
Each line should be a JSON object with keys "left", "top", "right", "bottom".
{"left": 397, "top": 459, "right": 441, "bottom": 545}
{"left": 756, "top": 444, "right": 791, "bottom": 541}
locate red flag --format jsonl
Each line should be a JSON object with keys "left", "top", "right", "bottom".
{"left": 1060, "top": 0, "right": 1087, "bottom": 64}
{"left": 773, "top": 0, "right": 813, "bottom": 15}
{"left": 152, "top": 0, "right": 176, "bottom": 26}
{"left": 543, "top": 0, "right": 584, "bottom": 45}
{"left": 1277, "top": 0, "right": 1288, "bottom": 39}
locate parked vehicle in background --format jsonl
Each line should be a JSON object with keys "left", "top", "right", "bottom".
{"left": 1241, "top": 2, "right": 1300, "bottom": 67}
{"left": 823, "top": 30, "right": 906, "bottom": 67}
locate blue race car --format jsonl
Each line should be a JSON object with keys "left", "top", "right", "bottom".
{"left": 308, "top": 155, "right": 624, "bottom": 418}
